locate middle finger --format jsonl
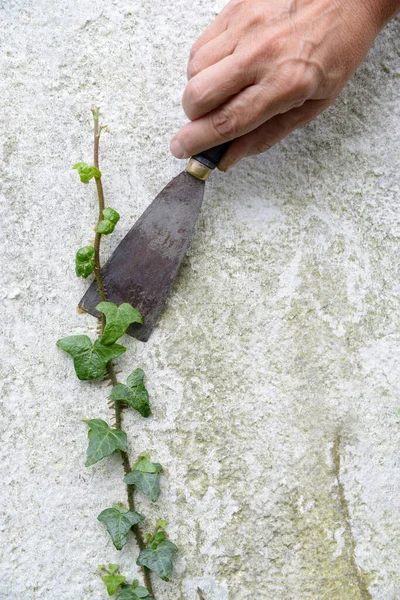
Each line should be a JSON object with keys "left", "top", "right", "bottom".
{"left": 183, "top": 54, "right": 256, "bottom": 121}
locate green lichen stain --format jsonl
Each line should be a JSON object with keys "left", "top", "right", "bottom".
{"left": 160, "top": 179, "right": 393, "bottom": 596}
{"left": 185, "top": 466, "right": 210, "bottom": 499}
{"left": 332, "top": 434, "right": 372, "bottom": 599}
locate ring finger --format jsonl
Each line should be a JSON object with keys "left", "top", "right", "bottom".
{"left": 187, "top": 30, "right": 239, "bottom": 80}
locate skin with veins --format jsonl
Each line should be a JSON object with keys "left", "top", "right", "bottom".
{"left": 170, "top": 0, "right": 400, "bottom": 170}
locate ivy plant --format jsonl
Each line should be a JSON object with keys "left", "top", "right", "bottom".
{"left": 73, "top": 161, "right": 101, "bottom": 183}
{"left": 98, "top": 504, "right": 145, "bottom": 550}
{"left": 98, "top": 565, "right": 155, "bottom": 599}
{"left": 137, "top": 527, "right": 178, "bottom": 581}
{"left": 75, "top": 246, "right": 96, "bottom": 278}
{"left": 56, "top": 336, "right": 126, "bottom": 380}
{"left": 124, "top": 455, "right": 162, "bottom": 502}
{"left": 96, "top": 301, "right": 143, "bottom": 345}
{"left": 57, "top": 109, "right": 177, "bottom": 598}
{"left": 97, "top": 207, "right": 120, "bottom": 235}
{"left": 110, "top": 369, "right": 151, "bottom": 417}
{"left": 84, "top": 419, "right": 128, "bottom": 466}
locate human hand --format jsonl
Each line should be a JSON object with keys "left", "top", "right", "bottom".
{"left": 170, "top": 0, "right": 399, "bottom": 171}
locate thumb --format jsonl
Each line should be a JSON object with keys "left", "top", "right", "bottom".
{"left": 218, "top": 99, "right": 330, "bottom": 172}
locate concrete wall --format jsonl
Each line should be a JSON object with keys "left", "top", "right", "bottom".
{"left": 1, "top": 1, "right": 399, "bottom": 598}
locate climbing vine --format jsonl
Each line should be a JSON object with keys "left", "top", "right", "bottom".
{"left": 57, "top": 108, "right": 177, "bottom": 599}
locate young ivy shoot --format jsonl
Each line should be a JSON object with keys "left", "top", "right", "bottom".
{"left": 57, "top": 108, "right": 177, "bottom": 599}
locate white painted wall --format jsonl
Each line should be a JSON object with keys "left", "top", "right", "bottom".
{"left": 1, "top": 2, "right": 399, "bottom": 598}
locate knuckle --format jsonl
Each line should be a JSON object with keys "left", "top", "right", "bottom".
{"left": 187, "top": 57, "right": 201, "bottom": 80}
{"left": 255, "top": 123, "right": 283, "bottom": 154}
{"left": 189, "top": 42, "right": 201, "bottom": 61}
{"left": 288, "top": 67, "right": 314, "bottom": 96}
{"left": 229, "top": 0, "right": 246, "bottom": 12}
{"left": 255, "top": 138, "right": 273, "bottom": 154}
{"left": 252, "top": 35, "right": 282, "bottom": 67}
{"left": 248, "top": 5, "right": 268, "bottom": 27}
{"left": 225, "top": 0, "right": 247, "bottom": 24}
{"left": 211, "top": 105, "right": 238, "bottom": 139}
{"left": 282, "top": 65, "right": 316, "bottom": 103}
{"left": 264, "top": 34, "right": 283, "bottom": 57}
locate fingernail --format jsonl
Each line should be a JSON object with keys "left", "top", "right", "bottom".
{"left": 170, "top": 138, "right": 185, "bottom": 159}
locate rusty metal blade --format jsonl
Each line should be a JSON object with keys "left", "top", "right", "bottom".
{"left": 79, "top": 171, "right": 205, "bottom": 342}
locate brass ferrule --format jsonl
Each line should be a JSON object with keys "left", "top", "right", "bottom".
{"left": 186, "top": 158, "right": 212, "bottom": 181}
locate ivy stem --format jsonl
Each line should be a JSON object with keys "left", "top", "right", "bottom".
{"left": 91, "top": 107, "right": 107, "bottom": 308}
{"left": 90, "top": 108, "right": 155, "bottom": 598}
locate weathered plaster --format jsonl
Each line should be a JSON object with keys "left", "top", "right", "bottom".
{"left": 0, "top": 1, "right": 399, "bottom": 598}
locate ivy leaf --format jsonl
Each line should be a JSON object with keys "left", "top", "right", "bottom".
{"left": 124, "top": 456, "right": 162, "bottom": 502}
{"left": 156, "top": 519, "right": 167, "bottom": 530}
{"left": 97, "top": 207, "right": 121, "bottom": 235}
{"left": 136, "top": 539, "right": 178, "bottom": 582}
{"left": 56, "top": 335, "right": 126, "bottom": 380}
{"left": 96, "top": 302, "right": 143, "bottom": 345}
{"left": 73, "top": 162, "right": 101, "bottom": 183}
{"left": 98, "top": 503, "right": 145, "bottom": 550}
{"left": 153, "top": 531, "right": 166, "bottom": 544}
{"left": 110, "top": 369, "right": 150, "bottom": 417}
{"left": 132, "top": 586, "right": 152, "bottom": 599}
{"left": 84, "top": 419, "right": 128, "bottom": 467}
{"left": 116, "top": 585, "right": 153, "bottom": 600}
{"left": 106, "top": 564, "right": 120, "bottom": 575}
{"left": 134, "top": 455, "right": 162, "bottom": 474}
{"left": 75, "top": 246, "right": 95, "bottom": 278}
{"left": 102, "top": 574, "right": 126, "bottom": 596}
{"left": 123, "top": 472, "right": 160, "bottom": 501}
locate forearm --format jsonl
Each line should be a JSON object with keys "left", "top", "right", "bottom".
{"left": 355, "top": 0, "right": 400, "bottom": 32}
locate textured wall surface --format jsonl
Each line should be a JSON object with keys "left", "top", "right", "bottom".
{"left": 1, "top": 1, "right": 399, "bottom": 598}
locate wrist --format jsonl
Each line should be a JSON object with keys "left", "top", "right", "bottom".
{"left": 348, "top": 0, "right": 400, "bottom": 33}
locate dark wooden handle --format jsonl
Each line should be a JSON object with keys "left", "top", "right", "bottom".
{"left": 192, "top": 141, "right": 232, "bottom": 170}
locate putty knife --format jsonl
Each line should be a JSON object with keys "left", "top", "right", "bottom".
{"left": 79, "top": 142, "right": 231, "bottom": 342}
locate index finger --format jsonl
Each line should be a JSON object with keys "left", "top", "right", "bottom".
{"left": 171, "top": 83, "right": 285, "bottom": 159}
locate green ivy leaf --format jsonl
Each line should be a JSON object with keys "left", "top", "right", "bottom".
{"left": 123, "top": 473, "right": 160, "bottom": 501}
{"left": 84, "top": 419, "right": 128, "bottom": 467}
{"left": 124, "top": 456, "right": 162, "bottom": 502}
{"left": 156, "top": 519, "right": 167, "bottom": 530}
{"left": 116, "top": 585, "right": 153, "bottom": 600}
{"left": 106, "top": 564, "right": 120, "bottom": 575}
{"left": 153, "top": 531, "right": 167, "bottom": 544}
{"left": 102, "top": 574, "right": 126, "bottom": 596}
{"left": 56, "top": 335, "right": 126, "bottom": 380}
{"left": 96, "top": 302, "right": 143, "bottom": 345}
{"left": 96, "top": 207, "right": 120, "bottom": 235}
{"left": 97, "top": 220, "right": 115, "bottom": 235}
{"left": 73, "top": 162, "right": 101, "bottom": 183}
{"left": 75, "top": 246, "right": 95, "bottom": 278}
{"left": 134, "top": 455, "right": 162, "bottom": 474}
{"left": 98, "top": 503, "right": 144, "bottom": 550}
{"left": 132, "top": 586, "right": 152, "bottom": 599}
{"left": 136, "top": 539, "right": 178, "bottom": 582}
{"left": 110, "top": 369, "right": 150, "bottom": 417}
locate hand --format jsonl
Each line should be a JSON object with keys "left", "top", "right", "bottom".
{"left": 170, "top": 0, "right": 399, "bottom": 171}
